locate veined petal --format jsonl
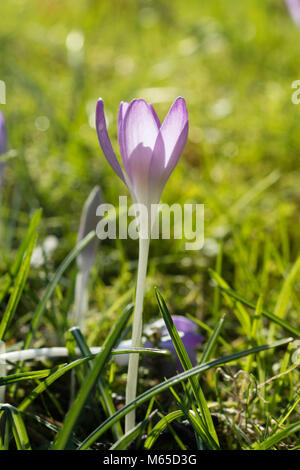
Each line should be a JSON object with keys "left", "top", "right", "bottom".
{"left": 160, "top": 97, "right": 188, "bottom": 168}
{"left": 123, "top": 99, "right": 160, "bottom": 163}
{"left": 148, "top": 103, "right": 161, "bottom": 129}
{"left": 122, "top": 99, "right": 160, "bottom": 204}
{"left": 95, "top": 99, "right": 125, "bottom": 183}
{"left": 148, "top": 97, "right": 188, "bottom": 204}
{"left": 118, "top": 101, "right": 130, "bottom": 176}
{"left": 147, "top": 131, "right": 166, "bottom": 205}
{"left": 162, "top": 315, "right": 199, "bottom": 335}
{"left": 162, "top": 119, "right": 188, "bottom": 182}
{"left": 126, "top": 143, "right": 153, "bottom": 205}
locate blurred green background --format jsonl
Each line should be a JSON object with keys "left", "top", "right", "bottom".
{"left": 0, "top": 0, "right": 299, "bottom": 343}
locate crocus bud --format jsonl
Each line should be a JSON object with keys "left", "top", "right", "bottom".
{"left": 0, "top": 112, "right": 6, "bottom": 155}
{"left": 72, "top": 186, "right": 102, "bottom": 329}
{"left": 0, "top": 112, "right": 7, "bottom": 190}
{"left": 95, "top": 97, "right": 188, "bottom": 209}
{"left": 77, "top": 185, "right": 102, "bottom": 272}
{"left": 285, "top": 0, "right": 300, "bottom": 26}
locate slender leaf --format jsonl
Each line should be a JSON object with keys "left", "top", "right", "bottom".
{"left": 155, "top": 288, "right": 219, "bottom": 449}
{"left": 252, "top": 421, "right": 300, "bottom": 450}
{"left": 0, "top": 231, "right": 38, "bottom": 341}
{"left": 200, "top": 315, "right": 225, "bottom": 365}
{"left": 110, "top": 415, "right": 151, "bottom": 450}
{"left": 70, "top": 326, "right": 123, "bottom": 441}
{"left": 0, "top": 209, "right": 42, "bottom": 305}
{"left": 210, "top": 269, "right": 300, "bottom": 338}
{"left": 0, "top": 404, "right": 31, "bottom": 450}
{"left": 52, "top": 303, "right": 133, "bottom": 449}
{"left": 23, "top": 230, "right": 97, "bottom": 350}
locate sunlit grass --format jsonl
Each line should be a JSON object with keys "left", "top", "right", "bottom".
{"left": 0, "top": 0, "right": 299, "bottom": 450}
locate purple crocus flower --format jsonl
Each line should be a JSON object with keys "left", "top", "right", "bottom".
{"left": 285, "top": 0, "right": 300, "bottom": 27}
{"left": 95, "top": 97, "right": 188, "bottom": 208}
{"left": 0, "top": 112, "right": 7, "bottom": 191}
{"left": 96, "top": 97, "right": 188, "bottom": 431}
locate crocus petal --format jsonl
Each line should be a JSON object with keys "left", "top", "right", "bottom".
{"left": 285, "top": 0, "right": 300, "bottom": 27}
{"left": 122, "top": 99, "right": 160, "bottom": 163}
{"left": 148, "top": 98, "right": 188, "bottom": 204}
{"left": 122, "top": 99, "right": 160, "bottom": 203}
{"left": 162, "top": 315, "right": 199, "bottom": 335}
{"left": 115, "top": 315, "right": 204, "bottom": 376}
{"left": 118, "top": 101, "right": 130, "bottom": 176}
{"left": 96, "top": 99, "right": 126, "bottom": 183}
{"left": 159, "top": 96, "right": 188, "bottom": 170}
{"left": 162, "top": 120, "right": 188, "bottom": 183}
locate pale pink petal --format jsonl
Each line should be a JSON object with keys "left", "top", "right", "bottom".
{"left": 95, "top": 99, "right": 125, "bottom": 183}
{"left": 118, "top": 101, "right": 130, "bottom": 176}
{"left": 123, "top": 99, "right": 160, "bottom": 163}
{"left": 148, "top": 97, "right": 188, "bottom": 203}
{"left": 159, "top": 97, "right": 188, "bottom": 168}
{"left": 149, "top": 104, "right": 161, "bottom": 129}
{"left": 122, "top": 99, "right": 160, "bottom": 203}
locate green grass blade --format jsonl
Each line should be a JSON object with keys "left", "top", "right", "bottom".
{"left": 209, "top": 270, "right": 251, "bottom": 335}
{"left": 0, "top": 346, "right": 168, "bottom": 386}
{"left": 0, "top": 368, "right": 53, "bottom": 385}
{"left": 70, "top": 326, "right": 123, "bottom": 441}
{"left": 0, "top": 404, "right": 31, "bottom": 450}
{"left": 274, "top": 256, "right": 300, "bottom": 320}
{"left": 268, "top": 256, "right": 300, "bottom": 341}
{"left": 167, "top": 384, "right": 205, "bottom": 449}
{"left": 252, "top": 420, "right": 300, "bottom": 450}
{"left": 18, "top": 357, "right": 94, "bottom": 412}
{"left": 23, "top": 230, "right": 96, "bottom": 350}
{"left": 187, "top": 314, "right": 231, "bottom": 351}
{"left": 277, "top": 391, "right": 300, "bottom": 428}
{"left": 144, "top": 410, "right": 184, "bottom": 450}
{"left": 0, "top": 231, "right": 38, "bottom": 341}
{"left": 155, "top": 287, "right": 219, "bottom": 449}
{"left": 11, "top": 209, "right": 42, "bottom": 277}
{"left": 200, "top": 315, "right": 225, "bottom": 365}
{"left": 210, "top": 269, "right": 300, "bottom": 338}
{"left": 78, "top": 337, "right": 292, "bottom": 450}
{"left": 52, "top": 303, "right": 133, "bottom": 449}
{"left": 110, "top": 416, "right": 150, "bottom": 450}
{"left": 0, "top": 209, "right": 42, "bottom": 305}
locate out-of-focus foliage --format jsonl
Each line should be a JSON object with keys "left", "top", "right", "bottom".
{"left": 0, "top": 0, "right": 299, "bottom": 450}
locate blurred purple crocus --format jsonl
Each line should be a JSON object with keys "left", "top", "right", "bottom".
{"left": 144, "top": 315, "right": 204, "bottom": 376}
{"left": 0, "top": 112, "right": 7, "bottom": 190}
{"left": 285, "top": 0, "right": 300, "bottom": 26}
{"left": 95, "top": 97, "right": 188, "bottom": 207}
{"left": 116, "top": 316, "right": 204, "bottom": 378}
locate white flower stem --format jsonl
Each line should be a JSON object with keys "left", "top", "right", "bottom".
{"left": 125, "top": 235, "right": 150, "bottom": 433}
{"left": 0, "top": 341, "right": 6, "bottom": 403}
